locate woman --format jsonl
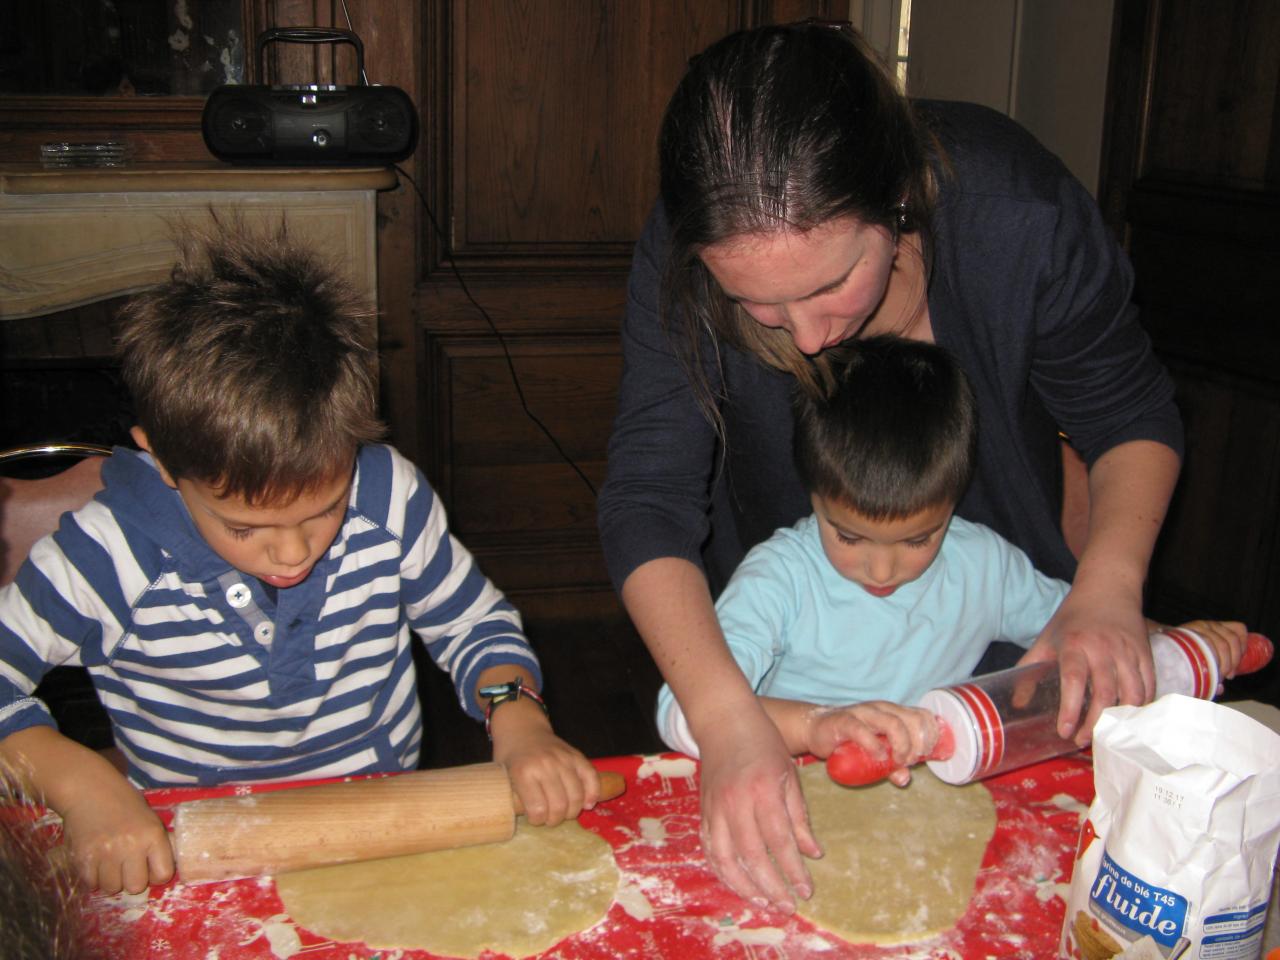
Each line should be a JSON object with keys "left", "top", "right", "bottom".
{"left": 598, "top": 22, "right": 1182, "bottom": 912}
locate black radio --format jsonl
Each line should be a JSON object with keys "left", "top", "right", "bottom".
{"left": 202, "top": 28, "right": 417, "bottom": 165}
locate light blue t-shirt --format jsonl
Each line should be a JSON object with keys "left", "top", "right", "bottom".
{"left": 655, "top": 514, "right": 1069, "bottom": 753}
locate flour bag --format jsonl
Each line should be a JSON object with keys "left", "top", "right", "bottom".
{"left": 1061, "top": 695, "right": 1280, "bottom": 960}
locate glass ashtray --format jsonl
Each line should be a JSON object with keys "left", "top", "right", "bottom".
{"left": 40, "top": 141, "right": 133, "bottom": 168}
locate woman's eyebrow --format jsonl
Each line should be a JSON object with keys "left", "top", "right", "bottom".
{"left": 799, "top": 267, "right": 853, "bottom": 300}
{"left": 727, "top": 264, "right": 855, "bottom": 305}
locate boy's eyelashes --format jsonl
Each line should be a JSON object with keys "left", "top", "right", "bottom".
{"left": 218, "top": 500, "right": 346, "bottom": 540}
{"left": 833, "top": 530, "right": 934, "bottom": 548}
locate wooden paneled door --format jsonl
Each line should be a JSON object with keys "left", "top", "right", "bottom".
{"left": 409, "top": 1, "right": 837, "bottom": 618}
{"left": 1100, "top": 0, "right": 1280, "bottom": 707}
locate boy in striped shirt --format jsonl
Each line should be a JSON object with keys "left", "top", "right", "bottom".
{"left": 0, "top": 220, "right": 599, "bottom": 895}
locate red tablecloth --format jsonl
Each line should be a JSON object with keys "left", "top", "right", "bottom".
{"left": 83, "top": 753, "right": 1093, "bottom": 959}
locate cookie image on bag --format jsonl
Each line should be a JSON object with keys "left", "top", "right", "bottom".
{"left": 1072, "top": 909, "right": 1124, "bottom": 960}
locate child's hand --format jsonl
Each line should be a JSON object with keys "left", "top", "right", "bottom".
{"left": 491, "top": 705, "right": 599, "bottom": 826}
{"left": 805, "top": 701, "right": 940, "bottom": 787}
{"left": 1, "top": 726, "right": 173, "bottom": 895}
{"left": 1178, "top": 619, "right": 1248, "bottom": 688}
{"left": 61, "top": 769, "right": 173, "bottom": 895}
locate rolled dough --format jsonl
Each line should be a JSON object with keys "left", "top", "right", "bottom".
{"left": 276, "top": 817, "right": 619, "bottom": 957}
{"left": 795, "top": 762, "right": 997, "bottom": 944}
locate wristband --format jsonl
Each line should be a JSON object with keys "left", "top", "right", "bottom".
{"left": 479, "top": 677, "right": 547, "bottom": 739}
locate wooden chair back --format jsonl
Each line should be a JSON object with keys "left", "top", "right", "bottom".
{"left": 0, "top": 445, "right": 111, "bottom": 586}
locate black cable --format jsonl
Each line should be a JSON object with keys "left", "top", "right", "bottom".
{"left": 338, "top": 1, "right": 597, "bottom": 498}
{"left": 393, "top": 164, "right": 598, "bottom": 498}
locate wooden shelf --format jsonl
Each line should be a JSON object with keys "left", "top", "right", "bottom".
{"left": 0, "top": 163, "right": 395, "bottom": 321}
{"left": 0, "top": 162, "right": 396, "bottom": 195}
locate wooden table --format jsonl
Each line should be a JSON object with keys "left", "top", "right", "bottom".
{"left": 81, "top": 752, "right": 1094, "bottom": 959}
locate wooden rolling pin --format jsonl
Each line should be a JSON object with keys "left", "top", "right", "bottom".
{"left": 171, "top": 761, "right": 625, "bottom": 882}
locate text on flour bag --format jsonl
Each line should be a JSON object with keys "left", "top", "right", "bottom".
{"left": 1060, "top": 695, "right": 1280, "bottom": 960}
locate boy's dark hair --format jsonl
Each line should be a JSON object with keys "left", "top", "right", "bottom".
{"left": 793, "top": 336, "right": 976, "bottom": 520}
{"left": 116, "top": 216, "right": 385, "bottom": 504}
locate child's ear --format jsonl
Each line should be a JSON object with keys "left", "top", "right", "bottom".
{"left": 129, "top": 426, "right": 179, "bottom": 489}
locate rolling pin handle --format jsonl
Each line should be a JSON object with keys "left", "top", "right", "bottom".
{"left": 1238, "top": 633, "right": 1273, "bottom": 675}
{"left": 825, "top": 718, "right": 955, "bottom": 787}
{"left": 509, "top": 769, "right": 627, "bottom": 817}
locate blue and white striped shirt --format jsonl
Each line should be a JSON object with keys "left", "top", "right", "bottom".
{"left": 0, "top": 444, "right": 540, "bottom": 787}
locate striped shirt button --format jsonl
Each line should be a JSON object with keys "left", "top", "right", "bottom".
{"left": 226, "top": 583, "right": 252, "bottom": 608}
{"left": 255, "top": 622, "right": 275, "bottom": 644}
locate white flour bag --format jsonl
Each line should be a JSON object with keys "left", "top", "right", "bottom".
{"left": 1061, "top": 695, "right": 1280, "bottom": 960}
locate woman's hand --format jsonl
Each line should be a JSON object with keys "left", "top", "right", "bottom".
{"left": 620, "top": 558, "right": 822, "bottom": 913}
{"left": 804, "top": 701, "right": 940, "bottom": 787}
{"left": 1027, "top": 439, "right": 1181, "bottom": 745}
{"left": 1019, "top": 577, "right": 1154, "bottom": 746}
{"left": 694, "top": 707, "right": 821, "bottom": 915}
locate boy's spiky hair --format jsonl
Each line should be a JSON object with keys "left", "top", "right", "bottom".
{"left": 116, "top": 215, "right": 385, "bottom": 503}
{"left": 793, "top": 335, "right": 977, "bottom": 520}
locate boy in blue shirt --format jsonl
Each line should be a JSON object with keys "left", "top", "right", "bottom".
{"left": 0, "top": 220, "right": 599, "bottom": 895}
{"left": 656, "top": 337, "right": 1246, "bottom": 784}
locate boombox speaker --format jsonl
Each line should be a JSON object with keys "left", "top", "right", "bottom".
{"left": 203, "top": 27, "right": 417, "bottom": 165}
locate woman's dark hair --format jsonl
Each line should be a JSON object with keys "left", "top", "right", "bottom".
{"left": 659, "top": 22, "right": 939, "bottom": 421}
{"left": 793, "top": 336, "right": 976, "bottom": 520}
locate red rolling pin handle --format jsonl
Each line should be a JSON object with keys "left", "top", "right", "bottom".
{"left": 1239, "top": 633, "right": 1273, "bottom": 674}
{"left": 826, "top": 719, "right": 955, "bottom": 787}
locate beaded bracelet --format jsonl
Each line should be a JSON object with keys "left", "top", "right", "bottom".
{"left": 479, "top": 677, "right": 547, "bottom": 739}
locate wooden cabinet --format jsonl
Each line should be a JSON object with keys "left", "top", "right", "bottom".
{"left": 0, "top": 164, "right": 390, "bottom": 320}
{"left": 1101, "top": 0, "right": 1280, "bottom": 705}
